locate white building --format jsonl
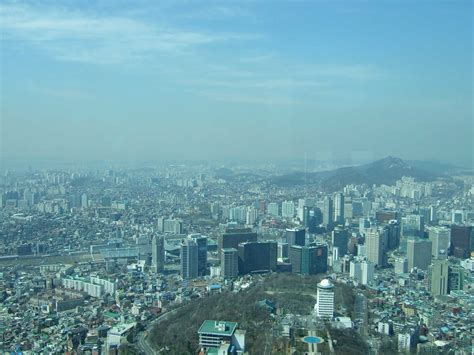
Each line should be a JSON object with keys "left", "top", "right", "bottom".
{"left": 281, "top": 200, "right": 295, "bottom": 218}
{"left": 267, "top": 202, "right": 279, "bottom": 217}
{"left": 314, "top": 279, "right": 334, "bottom": 319}
{"left": 428, "top": 226, "right": 450, "bottom": 259}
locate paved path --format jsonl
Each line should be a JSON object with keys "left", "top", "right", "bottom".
{"left": 136, "top": 308, "right": 181, "bottom": 354}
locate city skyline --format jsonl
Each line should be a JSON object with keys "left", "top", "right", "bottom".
{"left": 1, "top": 1, "right": 472, "bottom": 166}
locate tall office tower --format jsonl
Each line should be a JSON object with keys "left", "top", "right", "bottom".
{"left": 190, "top": 234, "right": 208, "bottom": 276}
{"left": 450, "top": 225, "right": 474, "bottom": 259}
{"left": 307, "top": 209, "right": 321, "bottom": 234}
{"left": 428, "top": 226, "right": 451, "bottom": 259}
{"left": 315, "top": 279, "right": 334, "bottom": 318}
{"left": 237, "top": 241, "right": 277, "bottom": 275}
{"left": 281, "top": 200, "right": 295, "bottom": 218}
{"left": 332, "top": 227, "right": 349, "bottom": 257}
{"left": 323, "top": 197, "right": 334, "bottom": 230}
{"left": 221, "top": 248, "right": 238, "bottom": 279}
{"left": 81, "top": 193, "right": 88, "bottom": 209}
{"left": 151, "top": 235, "right": 165, "bottom": 273}
{"left": 359, "top": 218, "right": 371, "bottom": 236}
{"left": 394, "top": 258, "right": 408, "bottom": 274}
{"left": 406, "top": 238, "right": 432, "bottom": 271}
{"left": 360, "top": 260, "right": 375, "bottom": 285}
{"left": 419, "top": 208, "right": 431, "bottom": 227}
{"left": 447, "top": 265, "right": 465, "bottom": 293}
{"left": 401, "top": 214, "right": 425, "bottom": 237}
{"left": 267, "top": 202, "right": 279, "bottom": 217}
{"left": 285, "top": 228, "right": 306, "bottom": 247}
{"left": 181, "top": 239, "right": 198, "bottom": 280}
{"left": 218, "top": 228, "right": 258, "bottom": 251}
{"left": 245, "top": 207, "right": 258, "bottom": 225}
{"left": 428, "top": 259, "right": 448, "bottom": 297}
{"left": 430, "top": 206, "right": 437, "bottom": 223}
{"left": 289, "top": 244, "right": 327, "bottom": 275}
{"left": 334, "top": 192, "right": 344, "bottom": 224}
{"left": 385, "top": 220, "right": 401, "bottom": 250}
{"left": 365, "top": 228, "right": 387, "bottom": 267}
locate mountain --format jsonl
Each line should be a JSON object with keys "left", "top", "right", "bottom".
{"left": 270, "top": 156, "right": 441, "bottom": 190}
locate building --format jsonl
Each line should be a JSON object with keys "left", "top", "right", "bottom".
{"left": 448, "top": 265, "right": 465, "bottom": 293}
{"left": 332, "top": 227, "right": 349, "bottom": 257}
{"left": 267, "top": 202, "right": 279, "bottom": 217}
{"left": 450, "top": 225, "right": 473, "bottom": 259}
{"left": 334, "top": 192, "right": 344, "bottom": 224}
{"left": 238, "top": 241, "right": 277, "bottom": 275}
{"left": 221, "top": 248, "right": 238, "bottom": 279}
{"left": 428, "top": 226, "right": 450, "bottom": 259}
{"left": 181, "top": 239, "right": 198, "bottom": 280}
{"left": 285, "top": 228, "right": 305, "bottom": 247}
{"left": 315, "top": 279, "right": 334, "bottom": 318}
{"left": 198, "top": 320, "right": 245, "bottom": 352}
{"left": 407, "top": 238, "right": 432, "bottom": 271}
{"left": 323, "top": 197, "right": 333, "bottom": 230}
{"left": 428, "top": 259, "right": 448, "bottom": 297}
{"left": 289, "top": 244, "right": 327, "bottom": 275}
{"left": 281, "top": 200, "right": 295, "bottom": 218}
{"left": 365, "top": 228, "right": 387, "bottom": 267}
{"left": 190, "top": 234, "right": 208, "bottom": 276}
{"left": 376, "top": 210, "right": 400, "bottom": 224}
{"left": 151, "top": 235, "right": 165, "bottom": 273}
{"left": 218, "top": 228, "right": 257, "bottom": 251}
{"left": 394, "top": 258, "right": 408, "bottom": 274}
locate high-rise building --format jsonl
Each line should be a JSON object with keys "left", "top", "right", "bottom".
{"left": 407, "top": 238, "right": 432, "bottom": 271}
{"left": 151, "top": 235, "right": 165, "bottom": 273}
{"left": 332, "top": 227, "right": 349, "bottom": 257}
{"left": 428, "top": 226, "right": 450, "bottom": 259}
{"left": 237, "top": 241, "right": 277, "bottom": 275}
{"left": 365, "top": 228, "right": 387, "bottom": 267}
{"left": 428, "top": 259, "right": 448, "bottom": 297}
{"left": 289, "top": 244, "right": 327, "bottom": 275}
{"left": 447, "top": 265, "right": 465, "bottom": 293}
{"left": 394, "top": 258, "right": 408, "bottom": 274}
{"left": 81, "top": 193, "right": 88, "bottom": 209}
{"left": 267, "top": 202, "right": 279, "bottom": 217}
{"left": 323, "top": 197, "right": 333, "bottom": 230}
{"left": 402, "top": 214, "right": 425, "bottom": 237}
{"left": 181, "top": 239, "right": 198, "bottom": 280}
{"left": 285, "top": 228, "right": 305, "bottom": 247}
{"left": 315, "top": 279, "right": 334, "bottom": 318}
{"left": 450, "top": 225, "right": 474, "bottom": 259}
{"left": 218, "top": 228, "right": 257, "bottom": 251}
{"left": 190, "top": 234, "right": 208, "bottom": 276}
{"left": 281, "top": 200, "right": 295, "bottom": 218}
{"left": 221, "top": 248, "right": 238, "bottom": 279}
{"left": 375, "top": 210, "right": 400, "bottom": 224}
{"left": 334, "top": 192, "right": 344, "bottom": 224}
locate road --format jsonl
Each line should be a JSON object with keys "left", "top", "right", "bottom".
{"left": 137, "top": 307, "right": 181, "bottom": 355}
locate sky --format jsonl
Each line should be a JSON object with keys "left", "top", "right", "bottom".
{"left": 1, "top": 0, "right": 472, "bottom": 167}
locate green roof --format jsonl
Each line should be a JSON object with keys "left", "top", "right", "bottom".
{"left": 221, "top": 248, "right": 238, "bottom": 252}
{"left": 198, "top": 320, "right": 237, "bottom": 336}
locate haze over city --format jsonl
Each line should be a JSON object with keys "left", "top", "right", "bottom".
{"left": 1, "top": 0, "right": 472, "bottom": 167}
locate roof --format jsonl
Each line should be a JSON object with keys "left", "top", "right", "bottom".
{"left": 198, "top": 320, "right": 238, "bottom": 336}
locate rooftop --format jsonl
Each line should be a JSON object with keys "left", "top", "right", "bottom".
{"left": 198, "top": 320, "right": 238, "bottom": 336}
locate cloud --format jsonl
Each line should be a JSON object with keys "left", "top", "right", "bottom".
{"left": 0, "top": 3, "right": 259, "bottom": 64}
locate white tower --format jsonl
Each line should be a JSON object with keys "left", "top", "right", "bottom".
{"left": 315, "top": 279, "right": 334, "bottom": 318}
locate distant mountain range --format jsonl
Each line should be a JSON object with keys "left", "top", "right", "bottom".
{"left": 270, "top": 156, "right": 452, "bottom": 190}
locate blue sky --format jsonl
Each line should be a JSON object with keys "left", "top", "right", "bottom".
{"left": 1, "top": 0, "right": 472, "bottom": 166}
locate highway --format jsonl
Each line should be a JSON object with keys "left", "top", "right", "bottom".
{"left": 137, "top": 307, "right": 181, "bottom": 355}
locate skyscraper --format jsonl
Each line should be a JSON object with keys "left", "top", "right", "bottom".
{"left": 428, "top": 226, "right": 450, "bottom": 259}
{"left": 285, "top": 228, "right": 305, "bottom": 247}
{"left": 289, "top": 244, "right": 328, "bottom": 275}
{"left": 281, "top": 200, "right": 295, "bottom": 218}
{"left": 267, "top": 202, "right": 279, "bottom": 217}
{"left": 190, "top": 234, "right": 208, "bottom": 276}
{"left": 332, "top": 226, "right": 349, "bottom": 257}
{"left": 450, "top": 225, "right": 474, "bottom": 259}
{"left": 221, "top": 248, "right": 238, "bottom": 279}
{"left": 315, "top": 279, "right": 334, "bottom": 319}
{"left": 219, "top": 228, "right": 257, "bottom": 251}
{"left": 237, "top": 241, "right": 277, "bottom": 275}
{"left": 428, "top": 259, "right": 448, "bottom": 297}
{"left": 406, "top": 238, "right": 432, "bottom": 271}
{"left": 151, "top": 235, "right": 165, "bottom": 273}
{"left": 365, "top": 228, "right": 387, "bottom": 267}
{"left": 334, "top": 192, "right": 344, "bottom": 224}
{"left": 323, "top": 197, "right": 333, "bottom": 230}
{"left": 181, "top": 239, "right": 198, "bottom": 280}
